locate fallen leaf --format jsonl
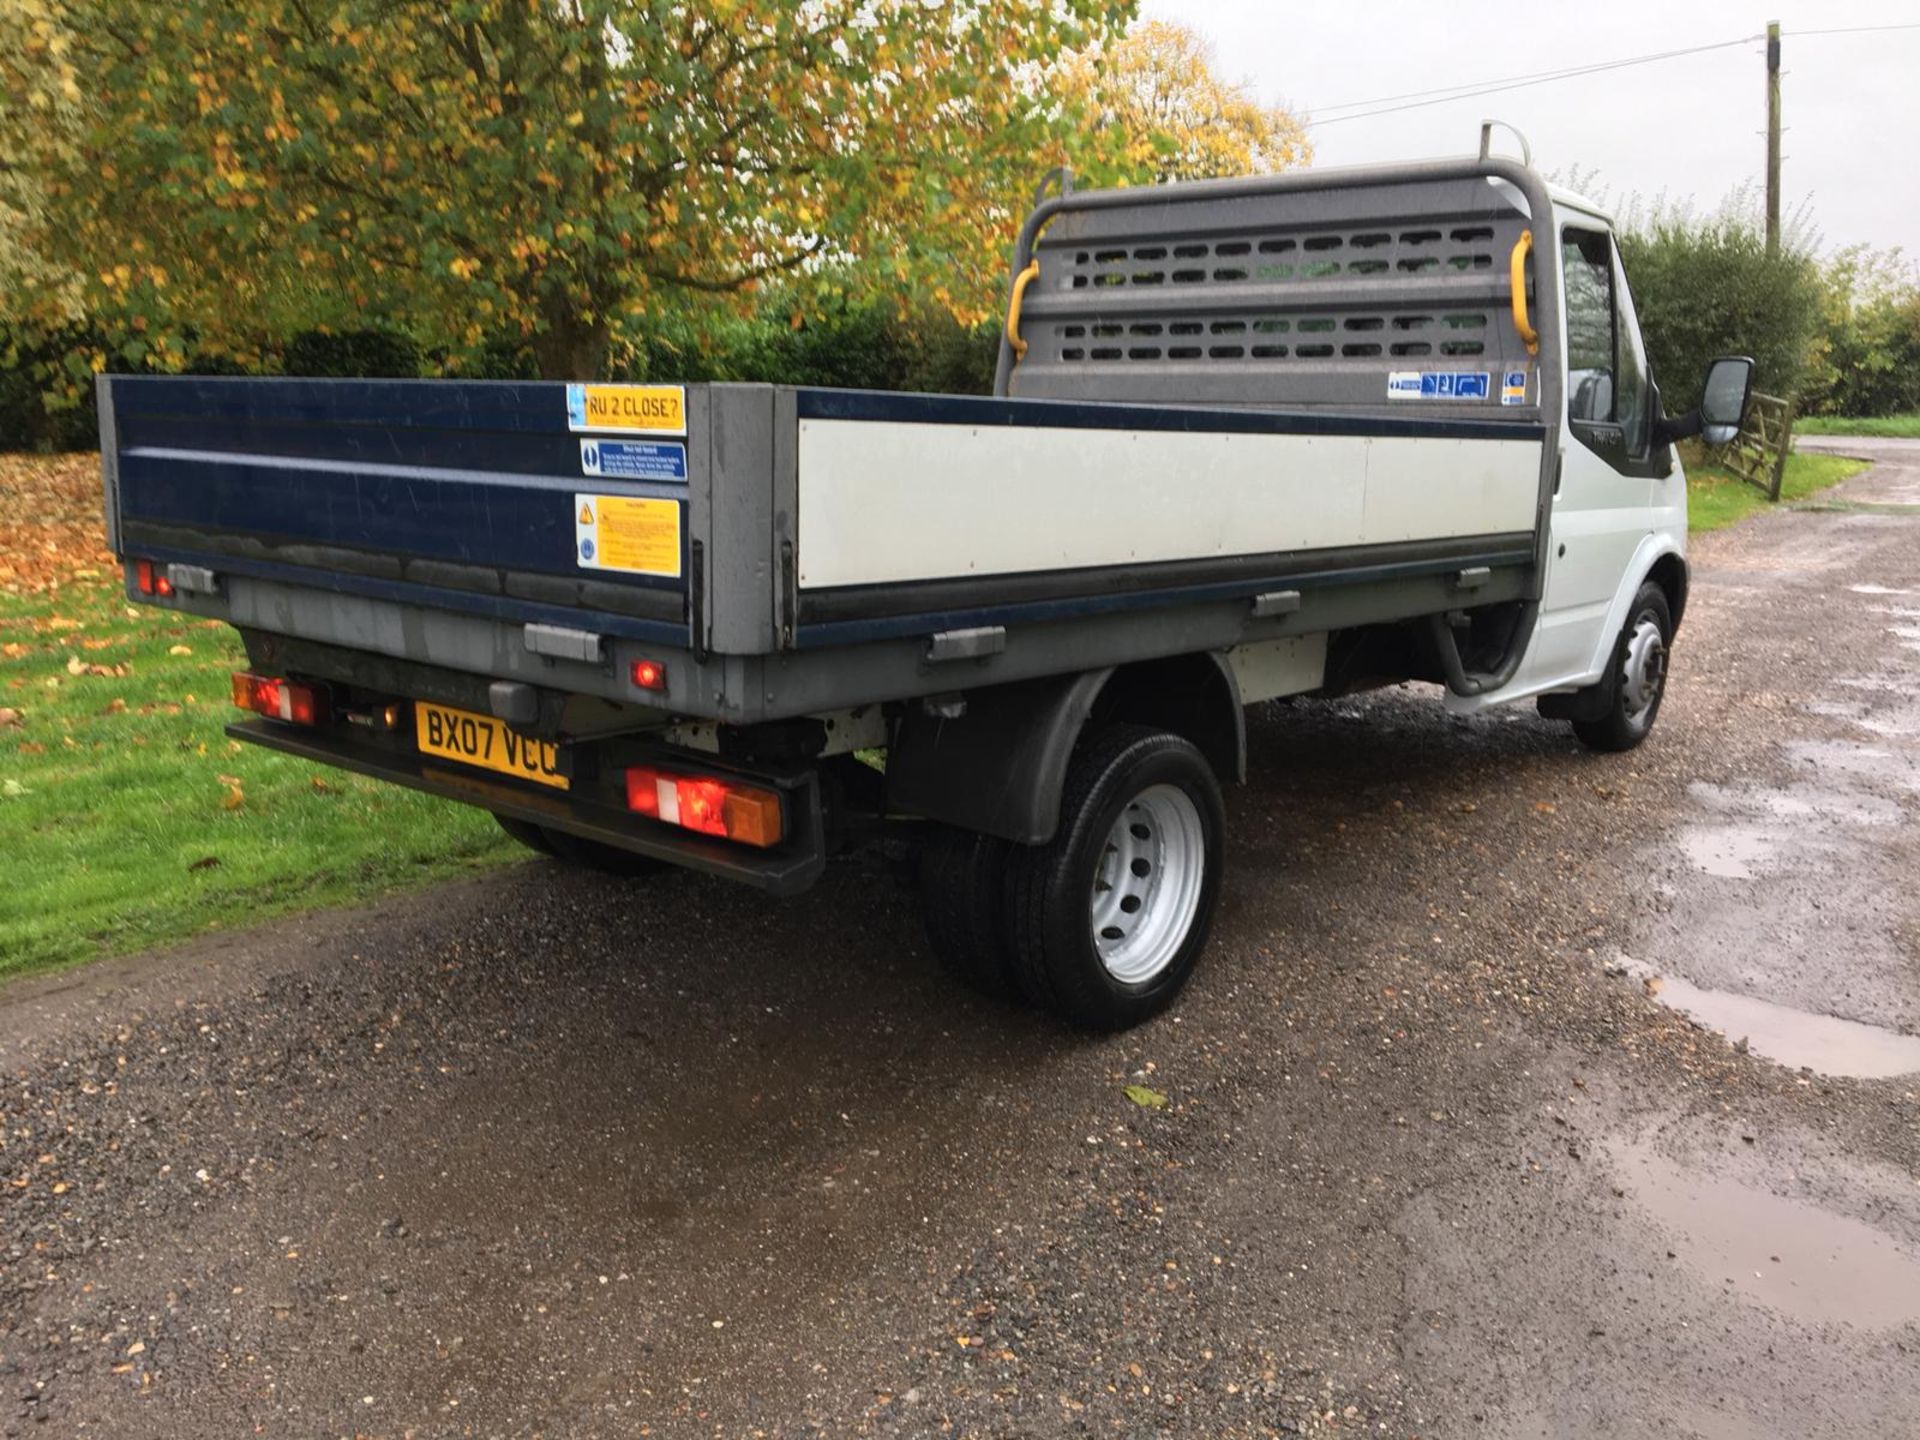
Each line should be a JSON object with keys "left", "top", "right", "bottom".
{"left": 65, "top": 653, "right": 84, "bottom": 675}
{"left": 222, "top": 784, "right": 245, "bottom": 811}
{"left": 216, "top": 773, "right": 242, "bottom": 786}
{"left": 0, "top": 707, "right": 20, "bottom": 727}
{"left": 168, "top": 644, "right": 193, "bottom": 656}
{"left": 187, "top": 855, "right": 221, "bottom": 872}
{"left": 1, "top": 778, "right": 28, "bottom": 798}
{"left": 1123, "top": 1084, "right": 1168, "bottom": 1110}
{"left": 17, "top": 742, "right": 44, "bottom": 755}
{"left": 1534, "top": 801, "right": 1557, "bottom": 814}
{"left": 103, "top": 697, "right": 128, "bottom": 715}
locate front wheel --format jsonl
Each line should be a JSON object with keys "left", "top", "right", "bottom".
{"left": 1571, "top": 582, "right": 1673, "bottom": 753}
{"left": 1006, "top": 724, "right": 1225, "bottom": 1031}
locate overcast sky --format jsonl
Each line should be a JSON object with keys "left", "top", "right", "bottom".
{"left": 1145, "top": 0, "right": 1920, "bottom": 259}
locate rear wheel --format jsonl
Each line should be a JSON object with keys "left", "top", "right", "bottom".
{"left": 492, "top": 813, "right": 557, "bottom": 855}
{"left": 1572, "top": 583, "right": 1672, "bottom": 753}
{"left": 918, "top": 825, "right": 1020, "bottom": 1003}
{"left": 1006, "top": 724, "right": 1225, "bottom": 1031}
{"left": 540, "top": 827, "right": 667, "bottom": 878}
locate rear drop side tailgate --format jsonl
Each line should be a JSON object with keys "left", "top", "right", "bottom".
{"left": 103, "top": 376, "right": 698, "bottom": 649}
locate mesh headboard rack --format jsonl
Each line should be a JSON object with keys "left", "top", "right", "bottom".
{"left": 994, "top": 156, "right": 1564, "bottom": 428}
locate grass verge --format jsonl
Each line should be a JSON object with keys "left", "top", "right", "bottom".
{"left": 1794, "top": 414, "right": 1920, "bottom": 439}
{"left": 1, "top": 454, "right": 515, "bottom": 982}
{"left": 1686, "top": 447, "right": 1869, "bottom": 534}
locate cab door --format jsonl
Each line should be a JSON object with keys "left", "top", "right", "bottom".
{"left": 1521, "top": 219, "right": 1663, "bottom": 686}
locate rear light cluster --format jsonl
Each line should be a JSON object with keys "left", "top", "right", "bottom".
{"left": 134, "top": 560, "right": 173, "bottom": 598}
{"left": 625, "top": 766, "right": 783, "bottom": 848}
{"left": 230, "top": 671, "right": 330, "bottom": 726}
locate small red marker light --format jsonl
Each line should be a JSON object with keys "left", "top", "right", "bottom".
{"left": 630, "top": 658, "right": 666, "bottom": 692}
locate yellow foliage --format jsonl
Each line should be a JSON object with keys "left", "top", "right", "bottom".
{"left": 1061, "top": 19, "right": 1311, "bottom": 185}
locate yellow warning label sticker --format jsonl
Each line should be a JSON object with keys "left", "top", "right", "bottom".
{"left": 565, "top": 383, "right": 686, "bottom": 436}
{"left": 574, "top": 493, "right": 681, "bottom": 578}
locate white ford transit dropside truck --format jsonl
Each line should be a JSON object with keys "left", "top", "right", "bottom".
{"left": 100, "top": 137, "right": 1754, "bottom": 1030}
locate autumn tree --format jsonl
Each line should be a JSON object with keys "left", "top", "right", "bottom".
{"left": 0, "top": 0, "right": 85, "bottom": 321}
{"left": 4, "top": 0, "right": 1133, "bottom": 380}
{"left": 1062, "top": 19, "right": 1310, "bottom": 185}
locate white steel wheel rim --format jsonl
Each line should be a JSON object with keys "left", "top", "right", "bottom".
{"left": 1621, "top": 614, "right": 1667, "bottom": 724}
{"left": 1090, "top": 783, "right": 1207, "bottom": 985}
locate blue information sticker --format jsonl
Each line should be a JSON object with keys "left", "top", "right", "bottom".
{"left": 579, "top": 438, "right": 688, "bottom": 482}
{"left": 1386, "top": 370, "right": 1491, "bottom": 401}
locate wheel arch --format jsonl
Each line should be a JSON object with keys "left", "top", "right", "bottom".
{"left": 1644, "top": 549, "right": 1690, "bottom": 634}
{"left": 888, "top": 653, "right": 1243, "bottom": 845}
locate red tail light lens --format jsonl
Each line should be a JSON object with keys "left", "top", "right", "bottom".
{"left": 630, "top": 659, "right": 666, "bottom": 693}
{"left": 133, "top": 560, "right": 173, "bottom": 597}
{"left": 624, "top": 766, "right": 783, "bottom": 848}
{"left": 230, "top": 671, "right": 329, "bottom": 726}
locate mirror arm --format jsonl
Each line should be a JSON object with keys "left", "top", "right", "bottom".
{"left": 1654, "top": 407, "right": 1702, "bottom": 448}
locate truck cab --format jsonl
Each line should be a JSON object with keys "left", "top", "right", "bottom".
{"left": 1468, "top": 186, "right": 1690, "bottom": 711}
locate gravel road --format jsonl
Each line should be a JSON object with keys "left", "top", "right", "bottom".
{"left": 5, "top": 442, "right": 1919, "bottom": 1439}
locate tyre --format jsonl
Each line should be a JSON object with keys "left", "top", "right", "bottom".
{"left": 539, "top": 826, "right": 667, "bottom": 878}
{"left": 918, "top": 825, "right": 1021, "bottom": 1003}
{"left": 1571, "top": 582, "right": 1673, "bottom": 753}
{"left": 493, "top": 812, "right": 558, "bottom": 855}
{"left": 1006, "top": 724, "right": 1225, "bottom": 1031}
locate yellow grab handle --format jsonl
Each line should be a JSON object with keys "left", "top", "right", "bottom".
{"left": 1510, "top": 229, "right": 1538, "bottom": 356}
{"left": 1005, "top": 259, "right": 1040, "bottom": 361}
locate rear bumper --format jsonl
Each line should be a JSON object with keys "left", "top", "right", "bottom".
{"left": 228, "top": 718, "right": 829, "bottom": 896}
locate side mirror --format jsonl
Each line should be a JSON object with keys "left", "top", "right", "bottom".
{"left": 1699, "top": 355, "right": 1755, "bottom": 446}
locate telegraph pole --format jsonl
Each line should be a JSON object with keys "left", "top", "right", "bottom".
{"left": 1765, "top": 20, "right": 1781, "bottom": 253}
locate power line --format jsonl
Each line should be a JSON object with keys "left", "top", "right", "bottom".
{"left": 1788, "top": 21, "right": 1920, "bottom": 36}
{"left": 1311, "top": 38, "right": 1755, "bottom": 116}
{"left": 1309, "top": 36, "right": 1760, "bottom": 127}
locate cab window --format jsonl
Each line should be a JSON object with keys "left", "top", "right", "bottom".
{"left": 1561, "top": 226, "right": 1652, "bottom": 462}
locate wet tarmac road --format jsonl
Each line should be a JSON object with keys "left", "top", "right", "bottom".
{"left": 4, "top": 441, "right": 1919, "bottom": 1438}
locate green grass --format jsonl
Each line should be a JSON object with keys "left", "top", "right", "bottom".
{"left": 1793, "top": 413, "right": 1920, "bottom": 439}
{"left": 2, "top": 536, "right": 516, "bottom": 982}
{"left": 1686, "top": 447, "right": 1870, "bottom": 533}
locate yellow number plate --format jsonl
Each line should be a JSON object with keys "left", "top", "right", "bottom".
{"left": 414, "top": 701, "right": 569, "bottom": 791}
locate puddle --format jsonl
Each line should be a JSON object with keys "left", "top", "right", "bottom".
{"left": 1686, "top": 780, "right": 1902, "bottom": 828}
{"left": 1614, "top": 1142, "right": 1920, "bottom": 1328}
{"left": 1781, "top": 738, "right": 1920, "bottom": 791}
{"left": 1620, "top": 959, "right": 1920, "bottom": 1078}
{"left": 1676, "top": 823, "right": 1777, "bottom": 879}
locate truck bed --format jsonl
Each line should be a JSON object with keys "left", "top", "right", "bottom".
{"left": 103, "top": 377, "right": 1548, "bottom": 723}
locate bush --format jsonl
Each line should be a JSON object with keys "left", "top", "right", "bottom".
{"left": 0, "top": 323, "right": 105, "bottom": 452}
{"left": 1619, "top": 217, "right": 1824, "bottom": 412}
{"left": 633, "top": 290, "right": 999, "bottom": 395}
{"left": 1801, "top": 248, "right": 1920, "bottom": 418}
{"left": 283, "top": 328, "right": 421, "bottom": 378}
{"left": 2, "top": 289, "right": 1002, "bottom": 453}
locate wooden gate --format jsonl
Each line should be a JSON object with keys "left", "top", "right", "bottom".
{"left": 1717, "top": 391, "right": 1796, "bottom": 500}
